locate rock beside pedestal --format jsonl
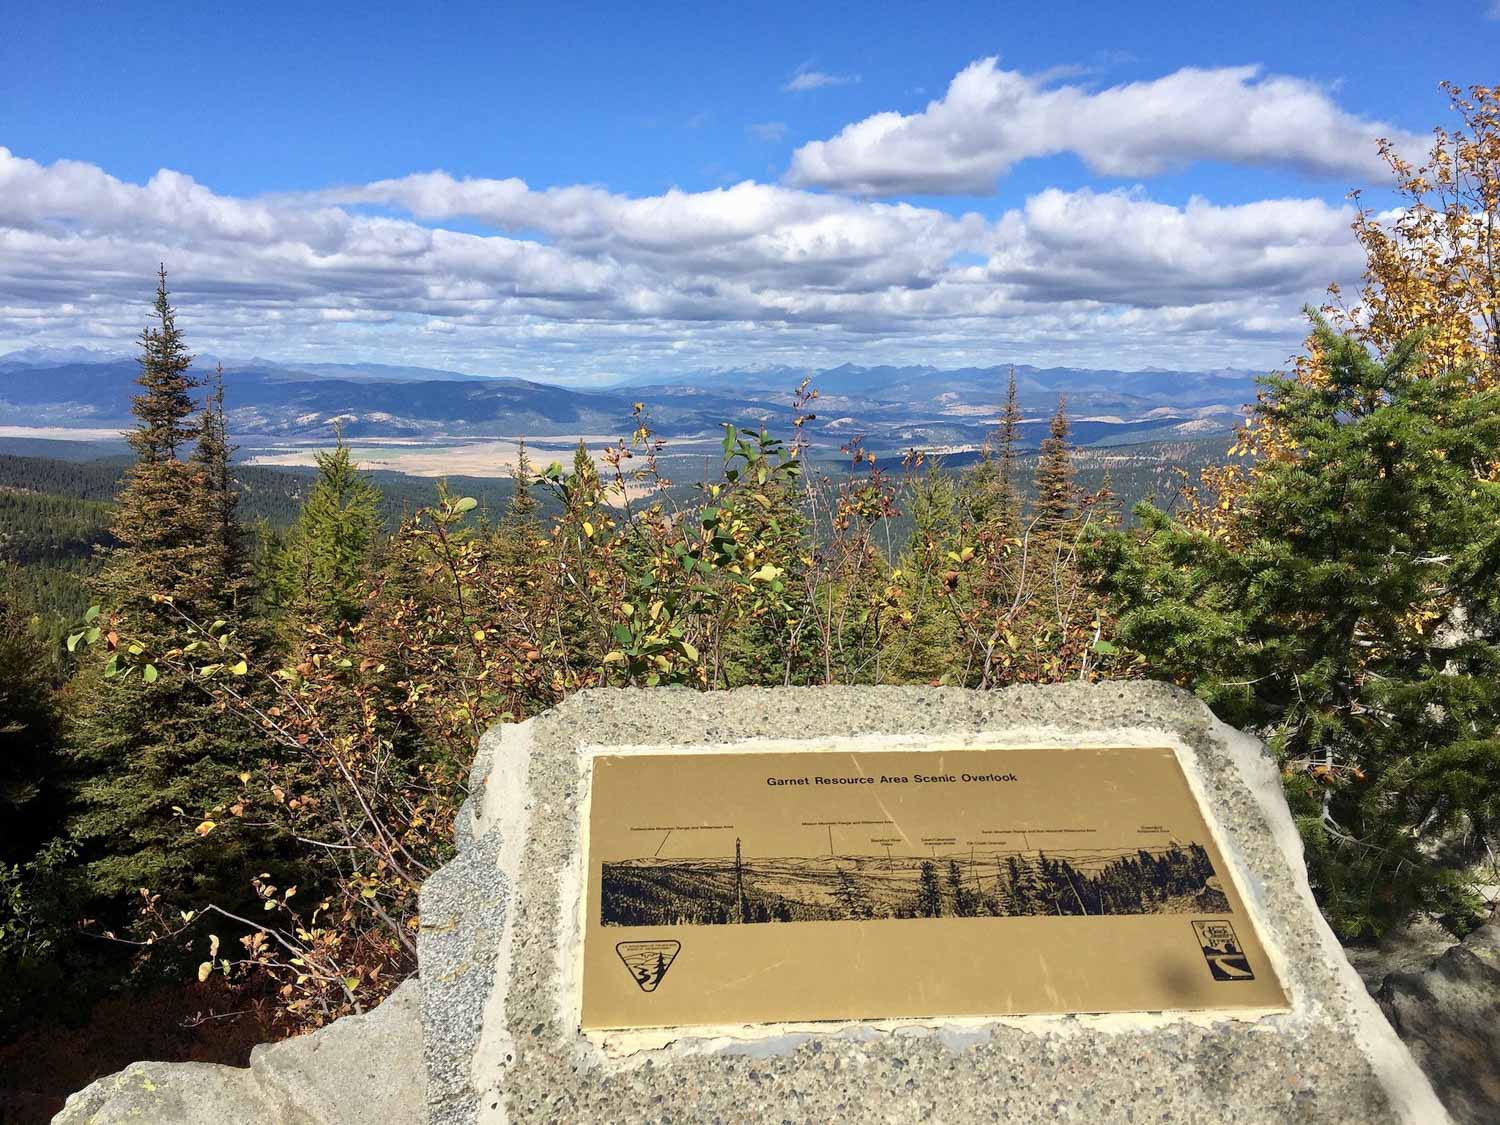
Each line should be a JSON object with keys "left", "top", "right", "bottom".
{"left": 51, "top": 978, "right": 425, "bottom": 1125}
{"left": 1377, "top": 920, "right": 1500, "bottom": 1125}
{"left": 1343, "top": 916, "right": 1458, "bottom": 996}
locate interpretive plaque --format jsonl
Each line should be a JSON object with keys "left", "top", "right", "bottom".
{"left": 581, "top": 745, "right": 1288, "bottom": 1030}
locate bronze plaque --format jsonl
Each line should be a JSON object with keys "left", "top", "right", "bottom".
{"left": 581, "top": 746, "right": 1287, "bottom": 1030}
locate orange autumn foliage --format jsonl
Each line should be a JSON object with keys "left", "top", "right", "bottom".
{"left": 1186, "top": 82, "right": 1500, "bottom": 541}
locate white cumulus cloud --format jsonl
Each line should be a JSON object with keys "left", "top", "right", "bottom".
{"left": 787, "top": 58, "right": 1415, "bottom": 195}
{"left": 981, "top": 188, "right": 1361, "bottom": 306}
{"left": 0, "top": 145, "right": 1363, "bottom": 377}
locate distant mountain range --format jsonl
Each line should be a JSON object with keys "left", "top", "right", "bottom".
{"left": 0, "top": 347, "right": 1260, "bottom": 452}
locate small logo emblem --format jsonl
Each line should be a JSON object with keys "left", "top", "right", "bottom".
{"left": 616, "top": 940, "right": 680, "bottom": 993}
{"left": 1192, "top": 919, "right": 1255, "bottom": 981}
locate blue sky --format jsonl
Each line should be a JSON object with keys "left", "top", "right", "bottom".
{"left": 2, "top": 1, "right": 1497, "bottom": 381}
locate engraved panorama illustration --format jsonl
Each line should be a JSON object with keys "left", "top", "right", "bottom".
{"left": 600, "top": 836, "right": 1230, "bottom": 926}
{"left": 582, "top": 746, "right": 1287, "bottom": 1030}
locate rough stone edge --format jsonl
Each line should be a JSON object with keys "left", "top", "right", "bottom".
{"left": 418, "top": 717, "right": 534, "bottom": 1125}
{"left": 247, "top": 977, "right": 426, "bottom": 1123}
{"left": 1200, "top": 710, "right": 1450, "bottom": 1125}
{"left": 427, "top": 684, "right": 1452, "bottom": 1125}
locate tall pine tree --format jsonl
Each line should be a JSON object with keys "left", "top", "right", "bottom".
{"left": 1033, "top": 397, "right": 1077, "bottom": 532}
{"left": 192, "top": 364, "right": 252, "bottom": 613}
{"left": 1092, "top": 320, "right": 1500, "bottom": 937}
{"left": 94, "top": 267, "right": 219, "bottom": 622}
{"left": 278, "top": 436, "right": 382, "bottom": 629}
{"left": 66, "top": 269, "right": 255, "bottom": 913}
{"left": 995, "top": 367, "right": 1023, "bottom": 531}
{"left": 507, "top": 437, "right": 541, "bottom": 524}
{"left": 968, "top": 366, "right": 1023, "bottom": 534}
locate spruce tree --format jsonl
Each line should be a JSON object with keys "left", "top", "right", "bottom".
{"left": 251, "top": 515, "right": 292, "bottom": 618}
{"left": 994, "top": 366, "right": 1023, "bottom": 533}
{"left": 1092, "top": 320, "right": 1500, "bottom": 938}
{"left": 66, "top": 269, "right": 255, "bottom": 913}
{"left": 888, "top": 468, "right": 963, "bottom": 684}
{"left": 507, "top": 437, "right": 541, "bottom": 524}
{"left": 1033, "top": 396, "right": 1077, "bottom": 531}
{"left": 1004, "top": 855, "right": 1050, "bottom": 915}
{"left": 832, "top": 866, "right": 872, "bottom": 919}
{"left": 94, "top": 268, "right": 220, "bottom": 624}
{"left": 916, "top": 860, "right": 944, "bottom": 916}
{"left": 968, "top": 366, "right": 1023, "bottom": 533}
{"left": 946, "top": 859, "right": 977, "bottom": 916}
{"left": 192, "top": 364, "right": 252, "bottom": 613}
{"left": 127, "top": 266, "right": 198, "bottom": 466}
{"left": 279, "top": 437, "right": 382, "bottom": 629}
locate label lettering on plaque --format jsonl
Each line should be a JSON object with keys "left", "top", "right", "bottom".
{"left": 581, "top": 746, "right": 1288, "bottom": 1029}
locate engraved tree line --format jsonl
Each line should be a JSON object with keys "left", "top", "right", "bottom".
{"left": 600, "top": 841, "right": 1225, "bottom": 926}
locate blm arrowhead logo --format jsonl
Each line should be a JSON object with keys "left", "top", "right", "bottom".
{"left": 616, "top": 940, "right": 680, "bottom": 993}
{"left": 1192, "top": 919, "right": 1255, "bottom": 981}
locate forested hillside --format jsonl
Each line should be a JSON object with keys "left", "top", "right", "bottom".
{"left": 0, "top": 435, "right": 1224, "bottom": 653}
{"left": 0, "top": 453, "right": 527, "bottom": 643}
{"left": 0, "top": 453, "right": 518, "bottom": 525}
